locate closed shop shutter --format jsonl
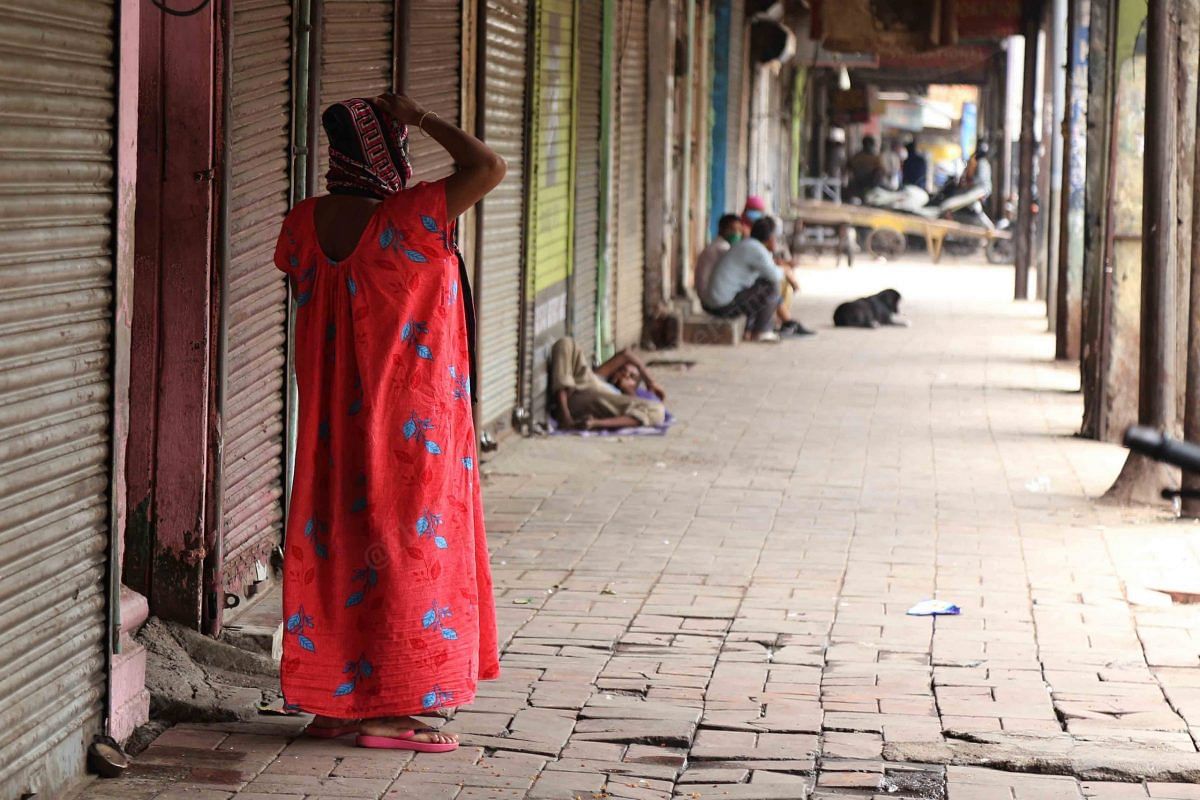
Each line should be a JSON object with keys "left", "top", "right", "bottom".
{"left": 726, "top": 0, "right": 746, "bottom": 211}
{"left": 571, "top": 0, "right": 602, "bottom": 360}
{"left": 404, "top": 1, "right": 461, "bottom": 184}
{"left": 223, "top": 0, "right": 292, "bottom": 592}
{"left": 318, "top": 0, "right": 395, "bottom": 181}
{"left": 0, "top": 0, "right": 114, "bottom": 794}
{"left": 612, "top": 0, "right": 647, "bottom": 350}
{"left": 476, "top": 0, "right": 529, "bottom": 428}
{"left": 524, "top": 0, "right": 576, "bottom": 422}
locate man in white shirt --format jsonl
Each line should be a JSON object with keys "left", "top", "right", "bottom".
{"left": 693, "top": 214, "right": 743, "bottom": 300}
{"left": 702, "top": 217, "right": 799, "bottom": 343}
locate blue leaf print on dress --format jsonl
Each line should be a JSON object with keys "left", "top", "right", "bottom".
{"left": 287, "top": 605, "right": 316, "bottom": 653}
{"left": 422, "top": 603, "right": 457, "bottom": 640}
{"left": 402, "top": 321, "right": 434, "bottom": 361}
{"left": 421, "top": 215, "right": 440, "bottom": 232}
{"left": 416, "top": 508, "right": 448, "bottom": 549}
{"left": 462, "top": 456, "right": 474, "bottom": 471}
{"left": 350, "top": 496, "right": 367, "bottom": 513}
{"left": 296, "top": 291, "right": 311, "bottom": 307}
{"left": 422, "top": 685, "right": 454, "bottom": 710}
{"left": 345, "top": 566, "right": 379, "bottom": 608}
{"left": 404, "top": 249, "right": 428, "bottom": 264}
{"left": 447, "top": 280, "right": 459, "bottom": 306}
{"left": 333, "top": 655, "right": 374, "bottom": 697}
{"left": 347, "top": 276, "right": 358, "bottom": 296}
{"left": 380, "top": 227, "right": 394, "bottom": 249}
{"left": 303, "top": 518, "right": 330, "bottom": 559}
{"left": 449, "top": 365, "right": 470, "bottom": 401}
{"left": 402, "top": 412, "right": 442, "bottom": 454}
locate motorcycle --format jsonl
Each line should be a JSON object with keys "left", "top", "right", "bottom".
{"left": 1123, "top": 426, "right": 1200, "bottom": 506}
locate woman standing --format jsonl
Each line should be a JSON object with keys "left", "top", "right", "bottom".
{"left": 272, "top": 93, "right": 506, "bottom": 752}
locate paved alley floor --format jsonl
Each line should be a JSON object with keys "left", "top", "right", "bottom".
{"left": 90, "top": 260, "right": 1200, "bottom": 799}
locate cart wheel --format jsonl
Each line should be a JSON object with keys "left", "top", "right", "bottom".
{"left": 866, "top": 228, "right": 905, "bottom": 260}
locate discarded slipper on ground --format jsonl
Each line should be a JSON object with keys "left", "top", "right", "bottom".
{"left": 357, "top": 729, "right": 458, "bottom": 753}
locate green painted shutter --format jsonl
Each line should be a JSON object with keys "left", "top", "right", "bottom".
{"left": 524, "top": 0, "right": 577, "bottom": 422}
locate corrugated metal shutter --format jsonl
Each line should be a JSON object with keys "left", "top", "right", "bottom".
{"left": 477, "top": 0, "right": 529, "bottom": 428}
{"left": 404, "top": 1, "right": 461, "bottom": 184}
{"left": 726, "top": 0, "right": 745, "bottom": 211}
{"left": 223, "top": 0, "right": 292, "bottom": 593}
{"left": 0, "top": 0, "right": 114, "bottom": 794}
{"left": 318, "top": 0, "right": 395, "bottom": 181}
{"left": 612, "top": 0, "right": 647, "bottom": 350}
{"left": 524, "top": 0, "right": 576, "bottom": 422}
{"left": 571, "top": 0, "right": 602, "bottom": 359}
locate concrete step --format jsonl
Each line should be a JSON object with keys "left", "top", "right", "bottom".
{"left": 681, "top": 314, "right": 744, "bottom": 346}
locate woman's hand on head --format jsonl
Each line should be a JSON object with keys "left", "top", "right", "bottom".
{"left": 373, "top": 93, "right": 426, "bottom": 127}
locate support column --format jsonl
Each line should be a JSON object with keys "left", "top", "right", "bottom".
{"left": 1014, "top": 6, "right": 1042, "bottom": 301}
{"left": 1056, "top": 0, "right": 1089, "bottom": 360}
{"left": 1108, "top": 0, "right": 1179, "bottom": 503}
{"left": 1184, "top": 12, "right": 1200, "bottom": 516}
{"left": 1045, "top": 0, "right": 1067, "bottom": 325}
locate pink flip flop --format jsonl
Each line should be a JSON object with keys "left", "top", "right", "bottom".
{"left": 356, "top": 729, "right": 458, "bottom": 753}
{"left": 303, "top": 722, "right": 365, "bottom": 739}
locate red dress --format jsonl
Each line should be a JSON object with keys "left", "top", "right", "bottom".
{"left": 273, "top": 180, "right": 499, "bottom": 718}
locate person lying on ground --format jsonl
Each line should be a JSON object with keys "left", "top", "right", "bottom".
{"left": 702, "top": 217, "right": 807, "bottom": 342}
{"left": 551, "top": 337, "right": 667, "bottom": 431}
{"left": 693, "top": 213, "right": 743, "bottom": 300}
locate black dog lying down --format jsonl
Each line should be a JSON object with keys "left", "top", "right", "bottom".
{"left": 833, "top": 289, "right": 909, "bottom": 328}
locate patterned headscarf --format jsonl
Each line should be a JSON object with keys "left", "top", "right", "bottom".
{"left": 322, "top": 98, "right": 412, "bottom": 198}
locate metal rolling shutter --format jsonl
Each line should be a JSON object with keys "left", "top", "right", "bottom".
{"left": 318, "top": 0, "right": 395, "bottom": 181}
{"left": 405, "top": 1, "right": 461, "bottom": 184}
{"left": 477, "top": 0, "right": 529, "bottom": 428}
{"left": 571, "top": 0, "right": 602, "bottom": 360}
{"left": 525, "top": 0, "right": 576, "bottom": 422}
{"left": 612, "top": 0, "right": 647, "bottom": 350}
{"left": 726, "top": 0, "right": 745, "bottom": 211}
{"left": 223, "top": 0, "right": 292, "bottom": 593}
{"left": 0, "top": 0, "right": 114, "bottom": 794}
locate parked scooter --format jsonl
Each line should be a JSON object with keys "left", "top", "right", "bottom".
{"left": 1124, "top": 426, "right": 1200, "bottom": 507}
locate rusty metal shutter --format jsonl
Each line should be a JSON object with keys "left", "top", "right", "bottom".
{"left": 612, "top": 0, "right": 646, "bottom": 350}
{"left": 524, "top": 0, "right": 576, "bottom": 423}
{"left": 317, "top": 0, "right": 395, "bottom": 181}
{"left": 477, "top": 0, "right": 529, "bottom": 428}
{"left": 0, "top": 0, "right": 114, "bottom": 794}
{"left": 223, "top": 0, "right": 292, "bottom": 593}
{"left": 404, "top": 1, "right": 461, "bottom": 183}
{"left": 571, "top": 0, "right": 602, "bottom": 360}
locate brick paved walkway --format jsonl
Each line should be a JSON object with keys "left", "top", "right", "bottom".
{"left": 91, "top": 261, "right": 1200, "bottom": 799}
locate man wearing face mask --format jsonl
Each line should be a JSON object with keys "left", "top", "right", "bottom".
{"left": 694, "top": 214, "right": 744, "bottom": 300}
{"left": 741, "top": 197, "right": 814, "bottom": 336}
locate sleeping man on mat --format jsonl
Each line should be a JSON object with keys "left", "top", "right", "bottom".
{"left": 550, "top": 337, "right": 667, "bottom": 431}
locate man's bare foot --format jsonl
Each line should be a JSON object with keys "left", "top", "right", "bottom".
{"left": 359, "top": 716, "right": 458, "bottom": 745}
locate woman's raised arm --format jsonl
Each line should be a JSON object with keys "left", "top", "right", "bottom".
{"left": 375, "top": 93, "right": 506, "bottom": 219}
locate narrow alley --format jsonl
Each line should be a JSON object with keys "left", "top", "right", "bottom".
{"left": 83, "top": 260, "right": 1200, "bottom": 800}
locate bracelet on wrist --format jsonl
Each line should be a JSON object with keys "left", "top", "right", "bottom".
{"left": 417, "top": 110, "right": 439, "bottom": 136}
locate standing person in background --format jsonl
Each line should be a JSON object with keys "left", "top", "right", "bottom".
{"left": 902, "top": 137, "right": 930, "bottom": 193}
{"left": 272, "top": 92, "right": 506, "bottom": 753}
{"left": 880, "top": 140, "right": 907, "bottom": 190}
{"left": 846, "top": 135, "right": 884, "bottom": 199}
{"left": 693, "top": 214, "right": 743, "bottom": 301}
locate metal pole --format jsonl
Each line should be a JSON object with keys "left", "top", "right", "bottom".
{"left": 1014, "top": 7, "right": 1041, "bottom": 300}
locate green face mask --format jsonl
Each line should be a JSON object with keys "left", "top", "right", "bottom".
{"left": 725, "top": 233, "right": 742, "bottom": 244}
